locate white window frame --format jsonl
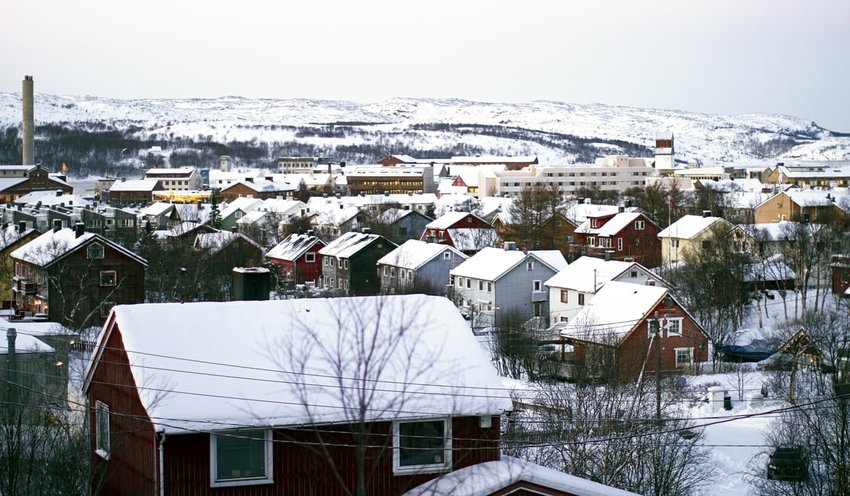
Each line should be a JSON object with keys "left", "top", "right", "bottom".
{"left": 95, "top": 401, "right": 110, "bottom": 459}
{"left": 87, "top": 242, "right": 105, "bottom": 260}
{"left": 617, "top": 238, "right": 623, "bottom": 251}
{"left": 305, "top": 252, "right": 316, "bottom": 263}
{"left": 671, "top": 239, "right": 680, "bottom": 248}
{"left": 100, "top": 270, "right": 116, "bottom": 287}
{"left": 675, "top": 347, "right": 694, "bottom": 367}
{"left": 666, "top": 317, "right": 684, "bottom": 337}
{"left": 635, "top": 220, "right": 645, "bottom": 230}
{"left": 392, "top": 418, "right": 452, "bottom": 475}
{"left": 533, "top": 280, "right": 542, "bottom": 291}
{"left": 578, "top": 293, "right": 585, "bottom": 306}
{"left": 526, "top": 261, "right": 534, "bottom": 271}
{"left": 210, "top": 429, "right": 274, "bottom": 488}
{"left": 442, "top": 251, "right": 451, "bottom": 260}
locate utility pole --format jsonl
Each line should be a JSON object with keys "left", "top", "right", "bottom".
{"left": 655, "top": 313, "right": 662, "bottom": 425}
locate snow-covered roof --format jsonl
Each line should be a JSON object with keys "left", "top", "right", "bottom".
{"left": 570, "top": 203, "right": 621, "bottom": 224}
{"left": 108, "top": 179, "right": 161, "bottom": 192}
{"left": 85, "top": 295, "right": 512, "bottom": 433}
{"left": 194, "top": 231, "right": 260, "bottom": 254}
{"left": 403, "top": 456, "right": 639, "bottom": 496}
{"left": 451, "top": 247, "right": 566, "bottom": 281}
{"left": 376, "top": 208, "right": 415, "bottom": 224}
{"left": 0, "top": 177, "right": 28, "bottom": 191}
{"left": 139, "top": 202, "right": 175, "bottom": 217}
{"left": 319, "top": 231, "right": 391, "bottom": 258}
{"left": 592, "top": 212, "right": 645, "bottom": 237}
{"left": 377, "top": 240, "right": 467, "bottom": 270}
{"left": 449, "top": 155, "right": 537, "bottom": 164}
{"left": 13, "top": 190, "right": 90, "bottom": 207}
{"left": 427, "top": 211, "right": 478, "bottom": 230}
{"left": 545, "top": 256, "right": 635, "bottom": 292}
{"left": 145, "top": 167, "right": 195, "bottom": 176}
{"left": 219, "top": 197, "right": 264, "bottom": 219}
{"left": 0, "top": 333, "right": 54, "bottom": 354}
{"left": 744, "top": 221, "right": 799, "bottom": 241}
{"left": 11, "top": 227, "right": 147, "bottom": 267}
{"left": 266, "top": 233, "right": 323, "bottom": 261}
{"left": 232, "top": 178, "right": 299, "bottom": 193}
{"left": 657, "top": 215, "right": 728, "bottom": 239}
{"left": 560, "top": 281, "right": 667, "bottom": 343}
{"left": 446, "top": 228, "right": 499, "bottom": 252}
{"left": 786, "top": 189, "right": 849, "bottom": 208}
{"left": 0, "top": 225, "right": 36, "bottom": 251}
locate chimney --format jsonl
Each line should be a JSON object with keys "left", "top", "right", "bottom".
{"left": 74, "top": 221, "right": 85, "bottom": 238}
{"left": 702, "top": 210, "right": 711, "bottom": 218}
{"left": 361, "top": 227, "right": 371, "bottom": 234}
{"left": 17, "top": 221, "right": 26, "bottom": 232}
{"left": 307, "top": 229, "right": 315, "bottom": 236}
{"left": 231, "top": 267, "right": 271, "bottom": 301}
{"left": 504, "top": 241, "right": 517, "bottom": 251}
{"left": 220, "top": 155, "right": 231, "bottom": 172}
{"left": 22, "top": 76, "right": 34, "bottom": 166}
{"left": 52, "top": 219, "right": 62, "bottom": 232}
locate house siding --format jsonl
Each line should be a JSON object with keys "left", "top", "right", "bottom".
{"left": 161, "top": 416, "right": 499, "bottom": 496}
{"left": 494, "top": 259, "right": 558, "bottom": 320}
{"left": 88, "top": 323, "right": 159, "bottom": 495}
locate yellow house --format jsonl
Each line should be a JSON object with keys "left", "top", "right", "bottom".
{"left": 657, "top": 215, "right": 732, "bottom": 265}
{"left": 0, "top": 226, "right": 40, "bottom": 304}
{"left": 754, "top": 190, "right": 848, "bottom": 224}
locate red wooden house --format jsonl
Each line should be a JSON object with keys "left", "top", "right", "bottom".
{"left": 831, "top": 255, "right": 850, "bottom": 296}
{"left": 572, "top": 211, "right": 661, "bottom": 268}
{"left": 420, "top": 211, "right": 497, "bottom": 255}
{"left": 83, "top": 295, "right": 515, "bottom": 495}
{"left": 559, "top": 281, "right": 708, "bottom": 383}
{"left": 265, "top": 232, "right": 326, "bottom": 285}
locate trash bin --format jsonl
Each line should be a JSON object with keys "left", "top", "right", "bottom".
{"left": 723, "top": 394, "right": 732, "bottom": 410}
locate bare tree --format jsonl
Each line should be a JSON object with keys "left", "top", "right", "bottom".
{"left": 507, "top": 182, "right": 563, "bottom": 250}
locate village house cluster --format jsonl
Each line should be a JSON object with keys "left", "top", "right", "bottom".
{"left": 4, "top": 132, "right": 850, "bottom": 494}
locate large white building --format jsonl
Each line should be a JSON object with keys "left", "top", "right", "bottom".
{"left": 492, "top": 155, "right": 654, "bottom": 198}
{"left": 144, "top": 167, "right": 201, "bottom": 191}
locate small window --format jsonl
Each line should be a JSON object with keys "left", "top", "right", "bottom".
{"left": 533, "top": 280, "right": 542, "bottom": 291}
{"left": 588, "top": 237, "right": 596, "bottom": 247}
{"left": 95, "top": 401, "right": 110, "bottom": 459}
{"left": 305, "top": 252, "right": 316, "bottom": 263}
{"left": 671, "top": 239, "right": 680, "bottom": 248}
{"left": 393, "top": 419, "right": 451, "bottom": 474}
{"left": 526, "top": 262, "right": 534, "bottom": 271}
{"left": 443, "top": 251, "right": 451, "bottom": 260}
{"left": 675, "top": 348, "right": 694, "bottom": 367}
{"left": 560, "top": 289, "right": 568, "bottom": 303}
{"left": 100, "top": 270, "right": 116, "bottom": 286}
{"left": 635, "top": 220, "right": 645, "bottom": 230}
{"left": 466, "top": 279, "right": 471, "bottom": 289}
{"left": 617, "top": 238, "right": 623, "bottom": 251}
{"left": 383, "top": 266, "right": 390, "bottom": 276}
{"left": 234, "top": 211, "right": 243, "bottom": 219}
{"left": 487, "top": 282, "right": 492, "bottom": 292}
{"left": 478, "top": 281, "right": 484, "bottom": 291}
{"left": 344, "top": 260, "right": 349, "bottom": 269}
{"left": 578, "top": 293, "right": 585, "bottom": 305}
{"left": 87, "top": 242, "right": 105, "bottom": 260}
{"left": 648, "top": 319, "right": 661, "bottom": 337}
{"left": 666, "top": 317, "right": 684, "bottom": 336}
{"left": 211, "top": 429, "right": 273, "bottom": 487}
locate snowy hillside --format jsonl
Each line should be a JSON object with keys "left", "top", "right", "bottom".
{"left": 2, "top": 92, "right": 849, "bottom": 167}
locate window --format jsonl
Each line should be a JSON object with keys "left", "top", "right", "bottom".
{"left": 234, "top": 211, "right": 243, "bottom": 219}
{"left": 588, "top": 237, "right": 596, "bottom": 247}
{"left": 211, "top": 429, "right": 273, "bottom": 487}
{"left": 617, "top": 238, "right": 623, "bottom": 251}
{"left": 560, "top": 289, "right": 568, "bottom": 303}
{"left": 635, "top": 220, "right": 645, "bottom": 230}
{"left": 87, "top": 242, "right": 104, "bottom": 260}
{"left": 675, "top": 348, "right": 694, "bottom": 367}
{"left": 443, "top": 251, "right": 451, "bottom": 260}
{"left": 630, "top": 270, "right": 638, "bottom": 278}
{"left": 305, "top": 252, "right": 316, "bottom": 263}
{"left": 533, "top": 280, "right": 542, "bottom": 291}
{"left": 666, "top": 317, "right": 684, "bottom": 336}
{"left": 100, "top": 270, "right": 116, "bottom": 286}
{"left": 648, "top": 319, "right": 661, "bottom": 337}
{"left": 393, "top": 419, "right": 451, "bottom": 474}
{"left": 487, "top": 282, "right": 492, "bottom": 292}
{"left": 671, "top": 239, "right": 680, "bottom": 248}
{"left": 383, "top": 266, "right": 390, "bottom": 276}
{"left": 578, "top": 293, "right": 585, "bottom": 305}
{"left": 526, "top": 262, "right": 534, "bottom": 271}
{"left": 344, "top": 259, "right": 349, "bottom": 269}
{"left": 466, "top": 279, "right": 471, "bottom": 289}
{"left": 478, "top": 281, "right": 484, "bottom": 290}
{"left": 338, "top": 258, "right": 343, "bottom": 269}
{"left": 95, "top": 401, "right": 110, "bottom": 459}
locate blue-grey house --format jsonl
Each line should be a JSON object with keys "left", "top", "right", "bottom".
{"left": 449, "top": 244, "right": 567, "bottom": 322}
{"left": 377, "top": 239, "right": 467, "bottom": 295}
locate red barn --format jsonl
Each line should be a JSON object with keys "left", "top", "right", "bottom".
{"left": 265, "top": 232, "right": 326, "bottom": 285}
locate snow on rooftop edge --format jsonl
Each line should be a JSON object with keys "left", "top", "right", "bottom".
{"left": 91, "top": 295, "right": 512, "bottom": 433}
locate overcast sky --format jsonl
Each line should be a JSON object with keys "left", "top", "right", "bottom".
{"left": 3, "top": 0, "right": 849, "bottom": 131}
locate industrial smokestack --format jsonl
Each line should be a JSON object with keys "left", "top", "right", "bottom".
{"left": 22, "top": 76, "right": 34, "bottom": 166}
